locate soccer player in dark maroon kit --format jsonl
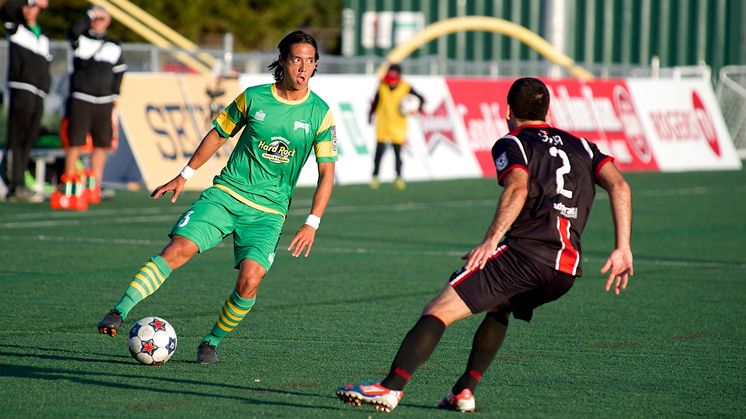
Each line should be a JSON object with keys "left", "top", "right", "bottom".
{"left": 337, "top": 77, "right": 634, "bottom": 413}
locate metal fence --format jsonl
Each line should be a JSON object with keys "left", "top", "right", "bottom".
{"left": 0, "top": 40, "right": 716, "bottom": 120}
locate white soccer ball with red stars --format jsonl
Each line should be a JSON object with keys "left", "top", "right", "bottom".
{"left": 128, "top": 317, "right": 177, "bottom": 365}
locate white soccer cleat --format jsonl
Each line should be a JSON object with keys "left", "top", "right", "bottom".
{"left": 438, "top": 388, "right": 476, "bottom": 412}
{"left": 336, "top": 381, "right": 403, "bottom": 413}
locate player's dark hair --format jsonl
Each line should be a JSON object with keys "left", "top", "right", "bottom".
{"left": 268, "top": 30, "right": 319, "bottom": 82}
{"left": 507, "top": 77, "right": 550, "bottom": 121}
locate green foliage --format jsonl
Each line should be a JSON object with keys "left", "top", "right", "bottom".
{"left": 35, "top": 0, "right": 341, "bottom": 53}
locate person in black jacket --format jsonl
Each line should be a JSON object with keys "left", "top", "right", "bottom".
{"left": 1, "top": 0, "right": 51, "bottom": 202}
{"left": 63, "top": 5, "right": 126, "bottom": 203}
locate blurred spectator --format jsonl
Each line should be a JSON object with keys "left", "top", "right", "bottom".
{"left": 1, "top": 0, "right": 51, "bottom": 202}
{"left": 62, "top": 5, "right": 126, "bottom": 203}
{"left": 368, "top": 63, "right": 424, "bottom": 190}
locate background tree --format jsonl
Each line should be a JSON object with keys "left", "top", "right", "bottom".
{"left": 30, "top": 0, "right": 341, "bottom": 53}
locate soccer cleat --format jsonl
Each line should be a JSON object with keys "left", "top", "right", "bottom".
{"left": 196, "top": 342, "right": 220, "bottom": 364}
{"left": 438, "top": 388, "right": 476, "bottom": 412}
{"left": 8, "top": 187, "right": 44, "bottom": 203}
{"left": 394, "top": 177, "right": 406, "bottom": 190}
{"left": 336, "top": 382, "right": 403, "bottom": 413}
{"left": 370, "top": 176, "right": 380, "bottom": 190}
{"left": 97, "top": 310, "right": 123, "bottom": 337}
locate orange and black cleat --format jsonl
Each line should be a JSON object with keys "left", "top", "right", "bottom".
{"left": 97, "top": 310, "right": 123, "bottom": 337}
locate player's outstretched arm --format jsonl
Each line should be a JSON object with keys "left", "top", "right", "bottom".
{"left": 288, "top": 162, "right": 335, "bottom": 258}
{"left": 463, "top": 169, "right": 529, "bottom": 271}
{"left": 151, "top": 128, "right": 227, "bottom": 203}
{"left": 596, "top": 162, "right": 634, "bottom": 295}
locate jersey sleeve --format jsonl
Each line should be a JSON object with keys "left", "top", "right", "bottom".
{"left": 492, "top": 135, "right": 529, "bottom": 185}
{"left": 582, "top": 138, "right": 614, "bottom": 179}
{"left": 212, "top": 90, "right": 248, "bottom": 138}
{"left": 313, "top": 108, "right": 338, "bottom": 163}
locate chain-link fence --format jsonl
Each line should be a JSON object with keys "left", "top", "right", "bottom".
{"left": 717, "top": 66, "right": 746, "bottom": 158}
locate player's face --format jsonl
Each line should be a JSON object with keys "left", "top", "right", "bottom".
{"left": 22, "top": 5, "right": 42, "bottom": 22}
{"left": 282, "top": 43, "right": 317, "bottom": 90}
{"left": 91, "top": 13, "right": 111, "bottom": 34}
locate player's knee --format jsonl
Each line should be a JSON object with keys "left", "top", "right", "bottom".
{"left": 160, "top": 237, "right": 198, "bottom": 269}
{"left": 235, "top": 263, "right": 266, "bottom": 298}
{"left": 488, "top": 306, "right": 511, "bottom": 326}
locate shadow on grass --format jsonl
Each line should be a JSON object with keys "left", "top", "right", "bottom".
{"left": 0, "top": 344, "right": 342, "bottom": 411}
{"left": 0, "top": 343, "right": 443, "bottom": 413}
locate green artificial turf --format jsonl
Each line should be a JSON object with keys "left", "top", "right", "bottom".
{"left": 0, "top": 168, "right": 744, "bottom": 418}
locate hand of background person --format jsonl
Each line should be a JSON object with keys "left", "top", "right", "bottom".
{"left": 150, "top": 175, "right": 187, "bottom": 204}
{"left": 287, "top": 224, "right": 317, "bottom": 258}
{"left": 601, "top": 247, "right": 634, "bottom": 295}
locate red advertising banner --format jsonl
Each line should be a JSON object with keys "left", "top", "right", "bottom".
{"left": 445, "top": 78, "right": 660, "bottom": 176}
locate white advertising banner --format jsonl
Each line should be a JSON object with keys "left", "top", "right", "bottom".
{"left": 239, "top": 74, "right": 481, "bottom": 186}
{"left": 118, "top": 73, "right": 740, "bottom": 191}
{"left": 626, "top": 78, "right": 741, "bottom": 171}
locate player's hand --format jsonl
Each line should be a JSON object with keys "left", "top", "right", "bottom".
{"left": 601, "top": 248, "right": 634, "bottom": 295}
{"left": 288, "top": 224, "right": 317, "bottom": 258}
{"left": 150, "top": 175, "right": 186, "bottom": 204}
{"left": 462, "top": 239, "right": 500, "bottom": 271}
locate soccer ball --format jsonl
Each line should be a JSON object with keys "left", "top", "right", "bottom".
{"left": 399, "top": 94, "right": 421, "bottom": 115}
{"left": 128, "top": 317, "right": 177, "bottom": 366}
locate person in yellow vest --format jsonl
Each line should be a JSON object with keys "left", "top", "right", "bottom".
{"left": 369, "top": 64, "right": 424, "bottom": 190}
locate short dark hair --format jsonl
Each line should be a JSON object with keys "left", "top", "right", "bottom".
{"left": 507, "top": 77, "right": 550, "bottom": 121}
{"left": 268, "top": 30, "right": 319, "bottom": 82}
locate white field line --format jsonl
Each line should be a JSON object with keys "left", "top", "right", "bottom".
{"left": 0, "top": 184, "right": 727, "bottom": 229}
{"left": 0, "top": 234, "right": 744, "bottom": 269}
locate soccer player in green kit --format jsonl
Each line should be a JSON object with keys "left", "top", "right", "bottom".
{"left": 97, "top": 31, "right": 337, "bottom": 364}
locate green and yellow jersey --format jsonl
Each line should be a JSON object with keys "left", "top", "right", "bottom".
{"left": 212, "top": 83, "right": 337, "bottom": 216}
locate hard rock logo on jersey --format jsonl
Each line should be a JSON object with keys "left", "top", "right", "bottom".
{"left": 258, "top": 137, "right": 296, "bottom": 164}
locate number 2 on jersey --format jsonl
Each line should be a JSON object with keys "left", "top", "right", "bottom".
{"left": 549, "top": 146, "right": 573, "bottom": 199}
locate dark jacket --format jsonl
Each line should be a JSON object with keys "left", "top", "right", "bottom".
{"left": 68, "top": 15, "right": 126, "bottom": 102}
{"left": 2, "top": 1, "right": 52, "bottom": 96}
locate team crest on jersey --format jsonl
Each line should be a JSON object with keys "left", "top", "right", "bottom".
{"left": 495, "top": 152, "right": 508, "bottom": 171}
{"left": 294, "top": 120, "right": 310, "bottom": 134}
{"left": 258, "top": 137, "right": 296, "bottom": 164}
{"left": 254, "top": 110, "right": 266, "bottom": 121}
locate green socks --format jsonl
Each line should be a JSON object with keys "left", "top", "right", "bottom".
{"left": 201, "top": 289, "right": 256, "bottom": 347}
{"left": 114, "top": 255, "right": 173, "bottom": 319}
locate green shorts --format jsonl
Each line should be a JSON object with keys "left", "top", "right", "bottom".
{"left": 170, "top": 187, "right": 284, "bottom": 271}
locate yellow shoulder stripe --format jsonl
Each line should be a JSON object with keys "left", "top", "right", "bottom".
{"left": 316, "top": 109, "right": 335, "bottom": 135}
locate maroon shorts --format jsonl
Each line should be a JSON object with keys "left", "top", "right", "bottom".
{"left": 449, "top": 245, "right": 575, "bottom": 321}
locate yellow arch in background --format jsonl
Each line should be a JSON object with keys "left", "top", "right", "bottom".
{"left": 89, "top": 0, "right": 213, "bottom": 74}
{"left": 377, "top": 16, "right": 594, "bottom": 81}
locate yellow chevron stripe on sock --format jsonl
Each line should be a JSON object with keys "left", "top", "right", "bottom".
{"left": 144, "top": 262, "right": 165, "bottom": 285}
{"left": 216, "top": 321, "right": 232, "bottom": 333}
{"left": 129, "top": 281, "right": 148, "bottom": 299}
{"left": 134, "top": 273, "right": 155, "bottom": 294}
{"left": 227, "top": 299, "right": 252, "bottom": 315}
{"left": 219, "top": 307, "right": 240, "bottom": 327}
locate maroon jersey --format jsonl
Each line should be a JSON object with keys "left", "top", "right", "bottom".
{"left": 492, "top": 123, "right": 613, "bottom": 276}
